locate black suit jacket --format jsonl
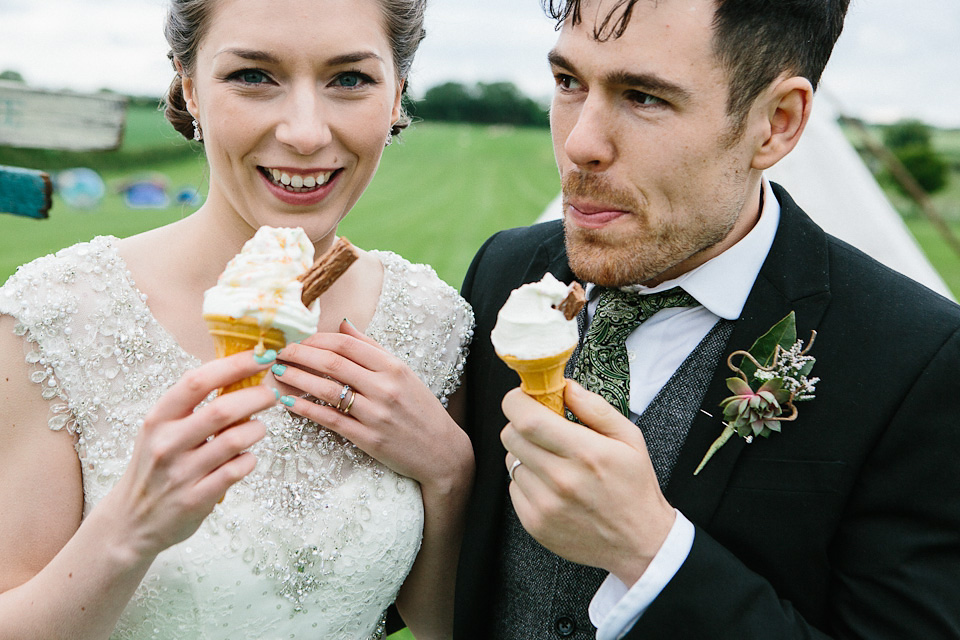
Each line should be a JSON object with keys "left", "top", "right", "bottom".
{"left": 454, "top": 184, "right": 960, "bottom": 639}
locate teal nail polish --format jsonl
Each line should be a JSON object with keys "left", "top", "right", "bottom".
{"left": 254, "top": 349, "right": 278, "bottom": 364}
{"left": 343, "top": 317, "right": 356, "bottom": 329}
{"left": 273, "top": 388, "right": 280, "bottom": 400}
{"left": 271, "top": 363, "right": 287, "bottom": 376}
{"left": 280, "top": 395, "right": 296, "bottom": 407}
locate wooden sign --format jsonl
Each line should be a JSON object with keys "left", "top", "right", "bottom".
{"left": 0, "top": 81, "right": 127, "bottom": 151}
{"left": 0, "top": 165, "right": 52, "bottom": 219}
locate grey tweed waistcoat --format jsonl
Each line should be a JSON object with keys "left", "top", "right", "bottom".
{"left": 493, "top": 318, "right": 734, "bottom": 640}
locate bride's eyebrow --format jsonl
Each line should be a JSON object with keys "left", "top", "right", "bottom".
{"left": 214, "top": 49, "right": 384, "bottom": 67}
{"left": 215, "top": 48, "right": 279, "bottom": 64}
{"left": 326, "top": 51, "right": 384, "bottom": 66}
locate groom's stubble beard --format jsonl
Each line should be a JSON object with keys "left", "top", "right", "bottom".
{"left": 562, "top": 169, "right": 735, "bottom": 287}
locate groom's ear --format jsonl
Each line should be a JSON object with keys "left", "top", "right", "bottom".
{"left": 748, "top": 75, "right": 813, "bottom": 171}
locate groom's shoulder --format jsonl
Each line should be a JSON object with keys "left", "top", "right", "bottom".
{"left": 463, "top": 219, "right": 566, "bottom": 307}
{"left": 467, "top": 219, "right": 565, "bottom": 280}
{"left": 826, "top": 230, "right": 951, "bottom": 300}
{"left": 827, "top": 233, "right": 960, "bottom": 334}
{"left": 480, "top": 219, "right": 565, "bottom": 259}
{"left": 773, "top": 183, "right": 960, "bottom": 332}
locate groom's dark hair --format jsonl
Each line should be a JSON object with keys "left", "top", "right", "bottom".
{"left": 542, "top": 0, "right": 849, "bottom": 127}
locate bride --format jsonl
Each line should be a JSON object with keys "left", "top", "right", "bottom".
{"left": 0, "top": 0, "right": 474, "bottom": 638}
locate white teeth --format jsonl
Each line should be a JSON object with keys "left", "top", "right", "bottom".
{"left": 265, "top": 168, "right": 332, "bottom": 191}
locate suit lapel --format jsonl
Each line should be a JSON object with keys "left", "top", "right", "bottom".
{"left": 665, "top": 185, "right": 833, "bottom": 526}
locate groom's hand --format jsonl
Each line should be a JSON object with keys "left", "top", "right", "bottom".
{"left": 501, "top": 380, "right": 676, "bottom": 586}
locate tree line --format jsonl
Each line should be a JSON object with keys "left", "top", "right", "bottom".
{"left": 409, "top": 81, "right": 549, "bottom": 128}
{"left": 3, "top": 68, "right": 952, "bottom": 196}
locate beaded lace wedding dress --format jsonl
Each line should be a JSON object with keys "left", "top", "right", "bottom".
{"left": 0, "top": 236, "right": 474, "bottom": 640}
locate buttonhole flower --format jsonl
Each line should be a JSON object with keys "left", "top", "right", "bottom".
{"left": 694, "top": 311, "right": 818, "bottom": 475}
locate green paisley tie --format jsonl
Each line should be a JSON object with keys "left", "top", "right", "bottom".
{"left": 570, "top": 287, "right": 697, "bottom": 417}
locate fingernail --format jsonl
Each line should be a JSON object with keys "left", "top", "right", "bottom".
{"left": 279, "top": 395, "right": 296, "bottom": 407}
{"left": 343, "top": 317, "right": 356, "bottom": 329}
{"left": 271, "top": 363, "right": 287, "bottom": 376}
{"left": 254, "top": 349, "right": 278, "bottom": 364}
{"left": 273, "top": 388, "right": 280, "bottom": 401}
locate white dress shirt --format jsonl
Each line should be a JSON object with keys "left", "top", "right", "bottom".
{"left": 587, "top": 177, "right": 782, "bottom": 640}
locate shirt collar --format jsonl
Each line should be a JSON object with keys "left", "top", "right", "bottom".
{"left": 584, "top": 176, "right": 780, "bottom": 320}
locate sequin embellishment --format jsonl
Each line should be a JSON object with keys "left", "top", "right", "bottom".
{"left": 0, "top": 238, "right": 474, "bottom": 639}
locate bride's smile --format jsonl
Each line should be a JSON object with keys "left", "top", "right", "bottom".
{"left": 182, "top": 0, "right": 403, "bottom": 244}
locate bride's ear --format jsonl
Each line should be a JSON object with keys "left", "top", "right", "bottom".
{"left": 391, "top": 78, "right": 405, "bottom": 126}
{"left": 749, "top": 75, "right": 813, "bottom": 171}
{"left": 176, "top": 60, "right": 200, "bottom": 121}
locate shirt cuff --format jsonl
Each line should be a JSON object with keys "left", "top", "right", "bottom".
{"left": 588, "top": 509, "right": 695, "bottom": 640}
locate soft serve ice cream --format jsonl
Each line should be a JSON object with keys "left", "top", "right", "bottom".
{"left": 492, "top": 273, "right": 585, "bottom": 414}
{"left": 203, "top": 226, "right": 321, "bottom": 395}
{"left": 203, "top": 226, "right": 320, "bottom": 345}
{"left": 492, "top": 273, "right": 580, "bottom": 359}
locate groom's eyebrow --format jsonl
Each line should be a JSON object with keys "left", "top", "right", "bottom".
{"left": 547, "top": 49, "right": 576, "bottom": 75}
{"left": 547, "top": 48, "right": 693, "bottom": 106}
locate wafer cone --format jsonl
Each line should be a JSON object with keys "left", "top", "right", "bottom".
{"left": 497, "top": 344, "right": 576, "bottom": 415}
{"left": 204, "top": 314, "right": 287, "bottom": 395}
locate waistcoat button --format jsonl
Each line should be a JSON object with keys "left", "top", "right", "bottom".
{"left": 555, "top": 616, "right": 576, "bottom": 637}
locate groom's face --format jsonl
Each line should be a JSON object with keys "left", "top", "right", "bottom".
{"left": 550, "top": 0, "right": 763, "bottom": 287}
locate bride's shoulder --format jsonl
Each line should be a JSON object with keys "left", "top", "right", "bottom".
{"left": 371, "top": 250, "right": 471, "bottom": 312}
{"left": 1, "top": 236, "right": 120, "bottom": 301}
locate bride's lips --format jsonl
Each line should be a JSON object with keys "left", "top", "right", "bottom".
{"left": 258, "top": 166, "right": 343, "bottom": 206}
{"left": 566, "top": 199, "right": 631, "bottom": 229}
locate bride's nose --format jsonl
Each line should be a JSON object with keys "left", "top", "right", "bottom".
{"left": 275, "top": 84, "right": 333, "bottom": 155}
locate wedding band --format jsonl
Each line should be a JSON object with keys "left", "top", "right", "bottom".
{"left": 335, "top": 384, "right": 351, "bottom": 411}
{"left": 508, "top": 458, "right": 523, "bottom": 483}
{"left": 342, "top": 389, "right": 356, "bottom": 415}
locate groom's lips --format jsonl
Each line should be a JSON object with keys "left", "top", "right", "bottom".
{"left": 567, "top": 199, "right": 631, "bottom": 229}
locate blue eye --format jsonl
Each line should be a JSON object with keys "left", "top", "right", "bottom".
{"left": 335, "top": 72, "right": 373, "bottom": 89}
{"left": 230, "top": 69, "right": 269, "bottom": 85}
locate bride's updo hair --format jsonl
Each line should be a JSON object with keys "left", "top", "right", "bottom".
{"left": 162, "top": 0, "right": 428, "bottom": 142}
{"left": 163, "top": 0, "right": 215, "bottom": 142}
{"left": 378, "top": 0, "right": 428, "bottom": 137}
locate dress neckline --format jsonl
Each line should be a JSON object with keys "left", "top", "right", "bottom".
{"left": 94, "top": 235, "right": 392, "bottom": 366}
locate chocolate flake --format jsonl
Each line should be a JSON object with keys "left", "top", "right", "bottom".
{"left": 299, "top": 237, "right": 359, "bottom": 307}
{"left": 554, "top": 282, "right": 586, "bottom": 320}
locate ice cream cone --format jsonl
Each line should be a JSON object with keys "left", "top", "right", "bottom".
{"left": 497, "top": 344, "right": 576, "bottom": 415}
{"left": 204, "top": 314, "right": 287, "bottom": 395}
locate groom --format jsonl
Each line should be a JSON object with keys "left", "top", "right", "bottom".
{"left": 454, "top": 0, "right": 960, "bottom": 638}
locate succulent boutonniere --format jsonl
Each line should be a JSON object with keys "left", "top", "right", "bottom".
{"left": 694, "top": 311, "right": 818, "bottom": 475}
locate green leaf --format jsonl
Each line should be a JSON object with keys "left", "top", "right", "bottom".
{"left": 739, "top": 312, "right": 797, "bottom": 382}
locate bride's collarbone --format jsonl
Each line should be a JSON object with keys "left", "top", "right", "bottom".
{"left": 312, "top": 250, "right": 384, "bottom": 335}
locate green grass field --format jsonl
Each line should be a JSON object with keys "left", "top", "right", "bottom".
{"left": 5, "top": 104, "right": 960, "bottom": 300}
{"left": 0, "top": 105, "right": 559, "bottom": 291}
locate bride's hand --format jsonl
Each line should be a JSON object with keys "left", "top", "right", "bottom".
{"left": 105, "top": 351, "right": 277, "bottom": 560}
{"left": 271, "top": 321, "right": 473, "bottom": 493}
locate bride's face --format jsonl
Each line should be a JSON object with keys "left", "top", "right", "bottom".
{"left": 183, "top": 0, "right": 402, "bottom": 248}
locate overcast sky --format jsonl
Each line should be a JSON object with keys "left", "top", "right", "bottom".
{"left": 1, "top": 0, "right": 958, "bottom": 127}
